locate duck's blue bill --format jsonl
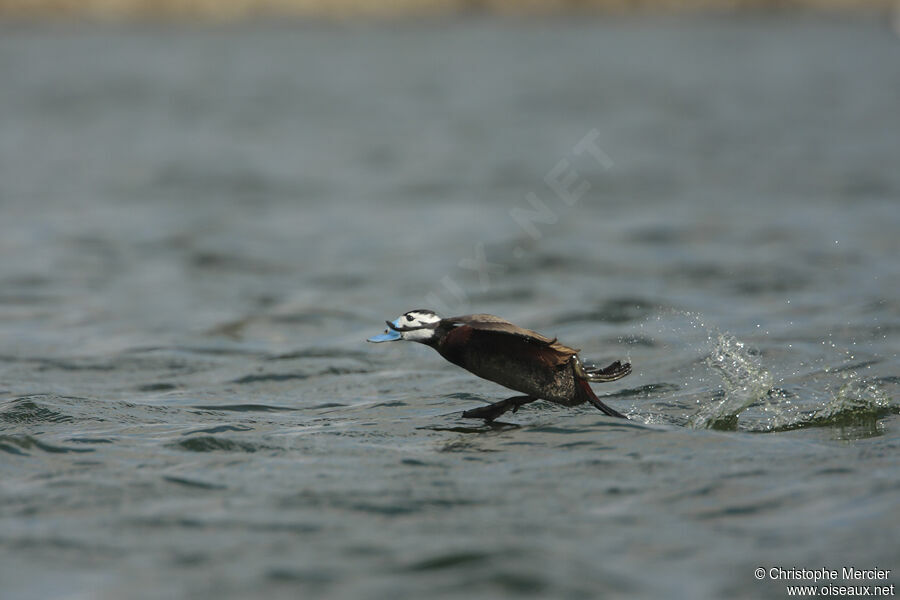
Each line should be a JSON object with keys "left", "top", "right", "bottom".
{"left": 367, "top": 318, "right": 403, "bottom": 343}
{"left": 367, "top": 330, "right": 401, "bottom": 343}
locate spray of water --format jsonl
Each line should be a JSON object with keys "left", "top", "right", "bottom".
{"left": 648, "top": 310, "right": 895, "bottom": 437}
{"left": 690, "top": 332, "right": 774, "bottom": 430}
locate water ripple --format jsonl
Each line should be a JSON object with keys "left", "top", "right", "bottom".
{"left": 190, "top": 404, "right": 298, "bottom": 413}
{"left": 0, "top": 398, "right": 75, "bottom": 424}
{"left": 170, "top": 436, "right": 274, "bottom": 453}
{"left": 0, "top": 434, "right": 95, "bottom": 455}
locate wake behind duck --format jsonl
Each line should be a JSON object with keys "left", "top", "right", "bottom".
{"left": 367, "top": 310, "right": 631, "bottom": 421}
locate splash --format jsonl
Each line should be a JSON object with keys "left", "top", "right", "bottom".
{"left": 649, "top": 310, "right": 896, "bottom": 437}
{"left": 689, "top": 332, "right": 774, "bottom": 430}
{"left": 761, "top": 368, "right": 895, "bottom": 439}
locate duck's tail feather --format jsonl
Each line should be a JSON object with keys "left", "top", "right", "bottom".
{"left": 584, "top": 360, "right": 632, "bottom": 382}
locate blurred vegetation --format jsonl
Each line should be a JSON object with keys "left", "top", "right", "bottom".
{"left": 0, "top": 0, "right": 894, "bottom": 20}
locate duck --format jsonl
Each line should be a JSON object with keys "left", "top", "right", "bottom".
{"left": 367, "top": 310, "right": 631, "bottom": 421}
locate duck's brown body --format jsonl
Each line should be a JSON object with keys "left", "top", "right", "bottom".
{"left": 368, "top": 310, "right": 630, "bottom": 420}
{"left": 424, "top": 314, "right": 630, "bottom": 417}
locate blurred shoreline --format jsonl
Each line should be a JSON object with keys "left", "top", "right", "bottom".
{"left": 0, "top": 0, "right": 895, "bottom": 21}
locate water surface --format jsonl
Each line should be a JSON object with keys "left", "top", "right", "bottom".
{"left": 1, "top": 16, "right": 899, "bottom": 599}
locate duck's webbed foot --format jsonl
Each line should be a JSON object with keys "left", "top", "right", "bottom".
{"left": 584, "top": 360, "right": 631, "bottom": 382}
{"left": 462, "top": 395, "right": 538, "bottom": 422}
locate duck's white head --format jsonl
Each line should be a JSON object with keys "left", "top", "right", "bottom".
{"left": 367, "top": 309, "right": 442, "bottom": 343}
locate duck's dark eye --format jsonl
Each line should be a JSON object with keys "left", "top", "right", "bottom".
{"left": 406, "top": 314, "right": 414, "bottom": 322}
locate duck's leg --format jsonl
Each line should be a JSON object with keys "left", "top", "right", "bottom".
{"left": 575, "top": 378, "right": 627, "bottom": 419}
{"left": 462, "top": 395, "right": 538, "bottom": 422}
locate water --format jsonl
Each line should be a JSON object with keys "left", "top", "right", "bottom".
{"left": 2, "top": 16, "right": 899, "bottom": 600}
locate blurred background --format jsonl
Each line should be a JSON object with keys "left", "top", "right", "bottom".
{"left": 0, "top": 0, "right": 898, "bottom": 19}
{"left": 1, "top": 3, "right": 899, "bottom": 600}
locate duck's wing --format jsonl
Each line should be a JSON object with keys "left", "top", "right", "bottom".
{"left": 445, "top": 314, "right": 579, "bottom": 366}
